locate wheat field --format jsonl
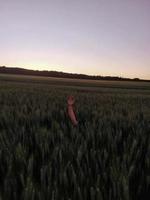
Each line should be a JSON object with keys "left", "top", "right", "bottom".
{"left": 0, "top": 74, "right": 150, "bottom": 200}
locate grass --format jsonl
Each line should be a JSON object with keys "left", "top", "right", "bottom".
{"left": 0, "top": 74, "right": 149, "bottom": 200}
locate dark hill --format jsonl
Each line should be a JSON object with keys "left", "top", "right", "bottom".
{"left": 0, "top": 66, "right": 149, "bottom": 82}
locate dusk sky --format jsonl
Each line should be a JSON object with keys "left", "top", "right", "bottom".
{"left": 0, "top": 0, "right": 150, "bottom": 79}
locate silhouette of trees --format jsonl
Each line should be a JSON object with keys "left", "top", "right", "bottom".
{"left": 0, "top": 66, "right": 149, "bottom": 82}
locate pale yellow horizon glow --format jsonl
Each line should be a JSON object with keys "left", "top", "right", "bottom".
{"left": 1, "top": 61, "right": 150, "bottom": 80}
{"left": 1, "top": 45, "right": 150, "bottom": 80}
{"left": 1, "top": 50, "right": 150, "bottom": 80}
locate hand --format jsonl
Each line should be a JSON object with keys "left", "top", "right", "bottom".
{"left": 67, "top": 95, "right": 75, "bottom": 106}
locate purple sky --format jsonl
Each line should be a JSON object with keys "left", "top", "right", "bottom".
{"left": 0, "top": 0, "right": 150, "bottom": 79}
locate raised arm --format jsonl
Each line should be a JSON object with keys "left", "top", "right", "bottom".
{"left": 67, "top": 95, "right": 78, "bottom": 126}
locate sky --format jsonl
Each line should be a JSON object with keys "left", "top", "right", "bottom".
{"left": 0, "top": 0, "right": 150, "bottom": 79}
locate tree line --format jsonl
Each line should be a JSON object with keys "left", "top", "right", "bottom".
{"left": 0, "top": 66, "right": 148, "bottom": 82}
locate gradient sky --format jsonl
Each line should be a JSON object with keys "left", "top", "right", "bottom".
{"left": 0, "top": 0, "right": 150, "bottom": 79}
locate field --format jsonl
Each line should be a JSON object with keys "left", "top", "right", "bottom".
{"left": 0, "top": 74, "right": 150, "bottom": 200}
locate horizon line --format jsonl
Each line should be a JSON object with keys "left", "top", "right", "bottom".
{"left": 1, "top": 65, "right": 150, "bottom": 81}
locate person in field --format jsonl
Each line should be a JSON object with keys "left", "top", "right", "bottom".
{"left": 67, "top": 95, "right": 78, "bottom": 126}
